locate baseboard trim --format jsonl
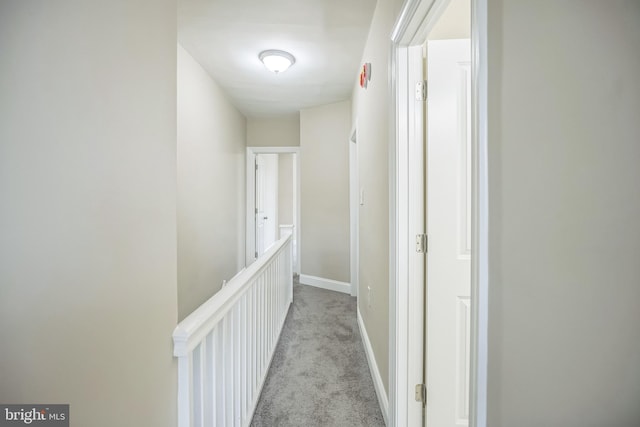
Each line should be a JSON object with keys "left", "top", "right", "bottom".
{"left": 299, "top": 274, "right": 351, "bottom": 294}
{"left": 357, "top": 307, "right": 389, "bottom": 425}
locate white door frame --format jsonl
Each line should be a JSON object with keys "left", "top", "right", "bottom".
{"left": 246, "top": 146, "right": 301, "bottom": 274}
{"left": 389, "top": 0, "right": 489, "bottom": 426}
{"left": 349, "top": 123, "right": 359, "bottom": 297}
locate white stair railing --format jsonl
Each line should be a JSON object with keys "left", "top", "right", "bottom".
{"left": 173, "top": 234, "right": 293, "bottom": 427}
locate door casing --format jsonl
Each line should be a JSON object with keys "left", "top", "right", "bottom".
{"left": 349, "top": 124, "right": 359, "bottom": 297}
{"left": 246, "top": 146, "right": 301, "bottom": 274}
{"left": 389, "top": 0, "right": 489, "bottom": 426}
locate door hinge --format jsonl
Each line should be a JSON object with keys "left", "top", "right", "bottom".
{"left": 415, "top": 383, "right": 427, "bottom": 407}
{"left": 255, "top": 163, "right": 258, "bottom": 170}
{"left": 255, "top": 251, "right": 258, "bottom": 258}
{"left": 416, "top": 233, "right": 427, "bottom": 253}
{"left": 255, "top": 207, "right": 258, "bottom": 214}
{"left": 415, "top": 80, "right": 427, "bottom": 101}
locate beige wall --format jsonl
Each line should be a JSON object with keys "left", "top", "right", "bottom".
{"left": 278, "top": 154, "right": 295, "bottom": 225}
{"left": 0, "top": 2, "right": 178, "bottom": 426}
{"left": 350, "top": 0, "right": 403, "bottom": 394}
{"left": 300, "top": 101, "right": 351, "bottom": 283}
{"left": 177, "top": 45, "right": 246, "bottom": 320}
{"left": 486, "top": 1, "right": 640, "bottom": 426}
{"left": 428, "top": 0, "right": 470, "bottom": 40}
{"left": 247, "top": 114, "right": 300, "bottom": 147}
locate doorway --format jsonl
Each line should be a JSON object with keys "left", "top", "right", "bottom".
{"left": 390, "top": 0, "right": 489, "bottom": 426}
{"left": 349, "top": 125, "right": 359, "bottom": 297}
{"left": 246, "top": 147, "right": 301, "bottom": 274}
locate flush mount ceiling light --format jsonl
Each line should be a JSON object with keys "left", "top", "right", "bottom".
{"left": 259, "top": 50, "right": 295, "bottom": 74}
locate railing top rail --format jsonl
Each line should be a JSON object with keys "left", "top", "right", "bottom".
{"left": 172, "top": 234, "right": 292, "bottom": 357}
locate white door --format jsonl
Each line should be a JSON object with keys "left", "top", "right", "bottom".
{"left": 255, "top": 154, "right": 279, "bottom": 258}
{"left": 255, "top": 154, "right": 266, "bottom": 257}
{"left": 425, "top": 38, "right": 472, "bottom": 427}
{"left": 262, "top": 154, "right": 278, "bottom": 250}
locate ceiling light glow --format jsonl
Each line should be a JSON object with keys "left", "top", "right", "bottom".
{"left": 259, "top": 50, "right": 295, "bottom": 74}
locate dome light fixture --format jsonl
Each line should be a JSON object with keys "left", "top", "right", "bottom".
{"left": 259, "top": 50, "right": 295, "bottom": 74}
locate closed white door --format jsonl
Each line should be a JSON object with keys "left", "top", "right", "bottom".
{"left": 425, "top": 38, "right": 471, "bottom": 427}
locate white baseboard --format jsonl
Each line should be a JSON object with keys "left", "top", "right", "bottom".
{"left": 299, "top": 274, "right": 351, "bottom": 294}
{"left": 357, "top": 307, "right": 389, "bottom": 425}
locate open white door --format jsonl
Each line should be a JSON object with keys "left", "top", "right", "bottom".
{"left": 255, "top": 154, "right": 279, "bottom": 257}
{"left": 263, "top": 154, "right": 278, "bottom": 251}
{"left": 425, "top": 38, "right": 472, "bottom": 427}
{"left": 255, "top": 154, "right": 266, "bottom": 257}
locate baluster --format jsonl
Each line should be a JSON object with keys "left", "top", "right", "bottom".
{"left": 272, "top": 262, "right": 276, "bottom": 347}
{"left": 273, "top": 261, "right": 277, "bottom": 340}
{"left": 240, "top": 293, "right": 248, "bottom": 422}
{"left": 251, "top": 282, "right": 257, "bottom": 396}
{"left": 277, "top": 254, "right": 281, "bottom": 323}
{"left": 177, "top": 355, "right": 191, "bottom": 427}
{"left": 265, "top": 265, "right": 273, "bottom": 352}
{"left": 274, "top": 259, "right": 278, "bottom": 339}
{"left": 264, "top": 266, "right": 268, "bottom": 355}
{"left": 224, "top": 314, "right": 233, "bottom": 427}
{"left": 273, "top": 258, "right": 282, "bottom": 340}
{"left": 234, "top": 303, "right": 241, "bottom": 427}
{"left": 192, "top": 343, "right": 204, "bottom": 427}
{"left": 264, "top": 271, "right": 269, "bottom": 368}
{"left": 217, "top": 317, "right": 229, "bottom": 426}
{"left": 204, "top": 331, "right": 214, "bottom": 427}
{"left": 209, "top": 328, "right": 217, "bottom": 427}
{"left": 246, "top": 289, "right": 252, "bottom": 416}
{"left": 215, "top": 320, "right": 225, "bottom": 426}
{"left": 289, "top": 241, "right": 293, "bottom": 302}
{"left": 257, "top": 278, "right": 262, "bottom": 387}
{"left": 274, "top": 260, "right": 278, "bottom": 341}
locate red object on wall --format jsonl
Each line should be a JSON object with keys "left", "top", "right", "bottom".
{"left": 359, "top": 63, "right": 372, "bottom": 89}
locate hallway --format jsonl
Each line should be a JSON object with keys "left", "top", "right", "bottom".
{"left": 251, "top": 279, "right": 385, "bottom": 427}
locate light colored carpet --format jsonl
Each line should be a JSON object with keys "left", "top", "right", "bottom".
{"left": 251, "top": 279, "right": 386, "bottom": 427}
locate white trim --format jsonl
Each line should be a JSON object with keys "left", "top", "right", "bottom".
{"left": 358, "top": 307, "right": 389, "bottom": 425}
{"left": 406, "top": 44, "right": 426, "bottom": 427}
{"left": 246, "top": 146, "right": 301, "bottom": 274}
{"left": 299, "top": 274, "right": 351, "bottom": 294}
{"left": 390, "top": 1, "right": 489, "bottom": 426}
{"left": 388, "top": 40, "right": 405, "bottom": 427}
{"left": 469, "top": 0, "right": 489, "bottom": 425}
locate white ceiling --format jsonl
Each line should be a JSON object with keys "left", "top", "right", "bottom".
{"left": 178, "top": 0, "right": 378, "bottom": 118}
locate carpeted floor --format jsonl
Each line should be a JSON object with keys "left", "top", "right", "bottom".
{"left": 250, "top": 279, "right": 386, "bottom": 427}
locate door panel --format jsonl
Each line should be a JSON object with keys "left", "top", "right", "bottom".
{"left": 262, "top": 154, "right": 278, "bottom": 251}
{"left": 255, "top": 155, "right": 265, "bottom": 257}
{"left": 255, "top": 154, "right": 279, "bottom": 258}
{"left": 425, "top": 38, "right": 471, "bottom": 427}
